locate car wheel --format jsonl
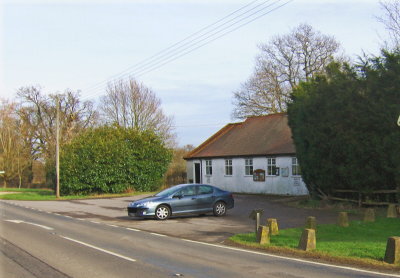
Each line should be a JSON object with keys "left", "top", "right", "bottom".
{"left": 155, "top": 205, "right": 171, "bottom": 220}
{"left": 213, "top": 201, "right": 226, "bottom": 217}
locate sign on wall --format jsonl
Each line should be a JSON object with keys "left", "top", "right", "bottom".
{"left": 281, "top": 167, "right": 289, "bottom": 177}
{"left": 253, "top": 169, "right": 265, "bottom": 182}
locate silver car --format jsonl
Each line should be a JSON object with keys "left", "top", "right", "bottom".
{"left": 127, "top": 184, "right": 234, "bottom": 220}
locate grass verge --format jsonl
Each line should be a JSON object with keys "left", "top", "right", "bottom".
{"left": 0, "top": 188, "right": 153, "bottom": 201}
{"left": 229, "top": 217, "right": 400, "bottom": 271}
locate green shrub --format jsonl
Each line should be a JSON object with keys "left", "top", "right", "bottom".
{"left": 60, "top": 126, "right": 172, "bottom": 195}
{"left": 287, "top": 51, "right": 400, "bottom": 198}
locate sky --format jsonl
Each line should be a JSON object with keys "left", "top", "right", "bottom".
{"left": 1, "top": 0, "right": 389, "bottom": 147}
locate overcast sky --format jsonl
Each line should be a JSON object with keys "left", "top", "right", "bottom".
{"left": 1, "top": 0, "right": 388, "bottom": 146}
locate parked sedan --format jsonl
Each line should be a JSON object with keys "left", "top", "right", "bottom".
{"left": 127, "top": 184, "right": 234, "bottom": 220}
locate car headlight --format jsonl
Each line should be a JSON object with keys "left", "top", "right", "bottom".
{"left": 133, "top": 201, "right": 156, "bottom": 208}
{"left": 141, "top": 201, "right": 156, "bottom": 208}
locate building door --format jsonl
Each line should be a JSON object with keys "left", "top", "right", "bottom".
{"left": 194, "top": 163, "right": 201, "bottom": 184}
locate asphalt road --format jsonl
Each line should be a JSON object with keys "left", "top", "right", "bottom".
{"left": 0, "top": 194, "right": 344, "bottom": 244}
{"left": 1, "top": 202, "right": 398, "bottom": 278}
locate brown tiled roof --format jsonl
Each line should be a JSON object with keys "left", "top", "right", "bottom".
{"left": 184, "top": 113, "right": 296, "bottom": 159}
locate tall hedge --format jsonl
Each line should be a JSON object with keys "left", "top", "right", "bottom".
{"left": 287, "top": 51, "right": 400, "bottom": 198}
{"left": 60, "top": 126, "right": 172, "bottom": 195}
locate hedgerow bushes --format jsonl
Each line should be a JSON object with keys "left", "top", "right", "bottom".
{"left": 60, "top": 126, "right": 172, "bottom": 195}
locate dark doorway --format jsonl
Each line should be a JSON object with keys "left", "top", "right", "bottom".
{"left": 194, "top": 163, "right": 201, "bottom": 184}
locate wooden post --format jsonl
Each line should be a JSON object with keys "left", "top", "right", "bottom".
{"left": 56, "top": 95, "right": 60, "bottom": 199}
{"left": 387, "top": 204, "right": 397, "bottom": 218}
{"left": 267, "top": 218, "right": 279, "bottom": 235}
{"left": 337, "top": 212, "right": 349, "bottom": 227}
{"left": 258, "top": 225, "right": 270, "bottom": 245}
{"left": 384, "top": 237, "right": 400, "bottom": 264}
{"left": 364, "top": 208, "right": 375, "bottom": 222}
{"left": 298, "top": 229, "right": 316, "bottom": 251}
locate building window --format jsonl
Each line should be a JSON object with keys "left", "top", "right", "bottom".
{"left": 245, "top": 159, "right": 253, "bottom": 176}
{"left": 225, "top": 159, "right": 233, "bottom": 176}
{"left": 205, "top": 160, "right": 212, "bottom": 176}
{"left": 292, "top": 157, "right": 301, "bottom": 176}
{"left": 267, "top": 157, "right": 277, "bottom": 176}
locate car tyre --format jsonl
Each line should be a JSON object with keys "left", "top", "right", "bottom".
{"left": 213, "top": 201, "right": 226, "bottom": 217}
{"left": 155, "top": 205, "right": 171, "bottom": 220}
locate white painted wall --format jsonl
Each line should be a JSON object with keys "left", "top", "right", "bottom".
{"left": 186, "top": 157, "right": 309, "bottom": 196}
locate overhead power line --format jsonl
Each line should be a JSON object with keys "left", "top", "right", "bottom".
{"left": 82, "top": 0, "right": 260, "bottom": 94}
{"left": 82, "top": 0, "right": 293, "bottom": 100}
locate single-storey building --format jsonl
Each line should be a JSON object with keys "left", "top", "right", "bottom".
{"left": 184, "top": 113, "right": 309, "bottom": 195}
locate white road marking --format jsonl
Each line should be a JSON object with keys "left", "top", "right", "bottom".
{"left": 90, "top": 221, "right": 101, "bottom": 224}
{"left": 126, "top": 228, "right": 141, "bottom": 232}
{"left": 150, "top": 232, "right": 166, "bottom": 237}
{"left": 107, "top": 224, "right": 119, "bottom": 228}
{"left": 4, "top": 220, "right": 54, "bottom": 231}
{"left": 60, "top": 236, "right": 136, "bottom": 262}
{"left": 180, "top": 239, "right": 400, "bottom": 278}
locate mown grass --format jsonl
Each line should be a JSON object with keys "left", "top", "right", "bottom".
{"left": 230, "top": 217, "right": 400, "bottom": 264}
{"left": 0, "top": 188, "right": 153, "bottom": 201}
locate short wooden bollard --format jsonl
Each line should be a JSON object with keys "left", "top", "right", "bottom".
{"left": 305, "top": 216, "right": 316, "bottom": 230}
{"left": 257, "top": 225, "right": 270, "bottom": 245}
{"left": 267, "top": 218, "right": 279, "bottom": 235}
{"left": 298, "top": 229, "right": 316, "bottom": 251}
{"left": 384, "top": 237, "right": 400, "bottom": 264}
{"left": 337, "top": 212, "right": 349, "bottom": 227}
{"left": 364, "top": 208, "right": 375, "bottom": 222}
{"left": 387, "top": 204, "right": 397, "bottom": 218}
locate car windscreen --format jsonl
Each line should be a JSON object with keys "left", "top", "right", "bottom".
{"left": 154, "top": 186, "right": 180, "bottom": 197}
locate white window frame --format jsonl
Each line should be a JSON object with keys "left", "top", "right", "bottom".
{"left": 267, "top": 157, "right": 277, "bottom": 176}
{"left": 245, "top": 158, "right": 253, "bottom": 176}
{"left": 205, "top": 160, "right": 212, "bottom": 176}
{"left": 292, "top": 157, "right": 301, "bottom": 176}
{"left": 225, "top": 159, "right": 233, "bottom": 176}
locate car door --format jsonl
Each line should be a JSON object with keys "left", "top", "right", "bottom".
{"left": 195, "top": 185, "right": 215, "bottom": 212}
{"left": 170, "top": 185, "right": 198, "bottom": 213}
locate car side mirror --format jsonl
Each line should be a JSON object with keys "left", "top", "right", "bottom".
{"left": 173, "top": 194, "right": 183, "bottom": 199}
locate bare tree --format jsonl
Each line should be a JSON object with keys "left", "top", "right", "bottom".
{"left": 0, "top": 100, "right": 31, "bottom": 187}
{"left": 378, "top": 0, "right": 400, "bottom": 48}
{"left": 164, "top": 144, "right": 194, "bottom": 187}
{"left": 232, "top": 23, "right": 342, "bottom": 119}
{"left": 17, "top": 87, "right": 98, "bottom": 164}
{"left": 101, "top": 78, "right": 175, "bottom": 146}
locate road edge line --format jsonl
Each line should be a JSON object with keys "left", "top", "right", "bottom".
{"left": 181, "top": 239, "right": 400, "bottom": 278}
